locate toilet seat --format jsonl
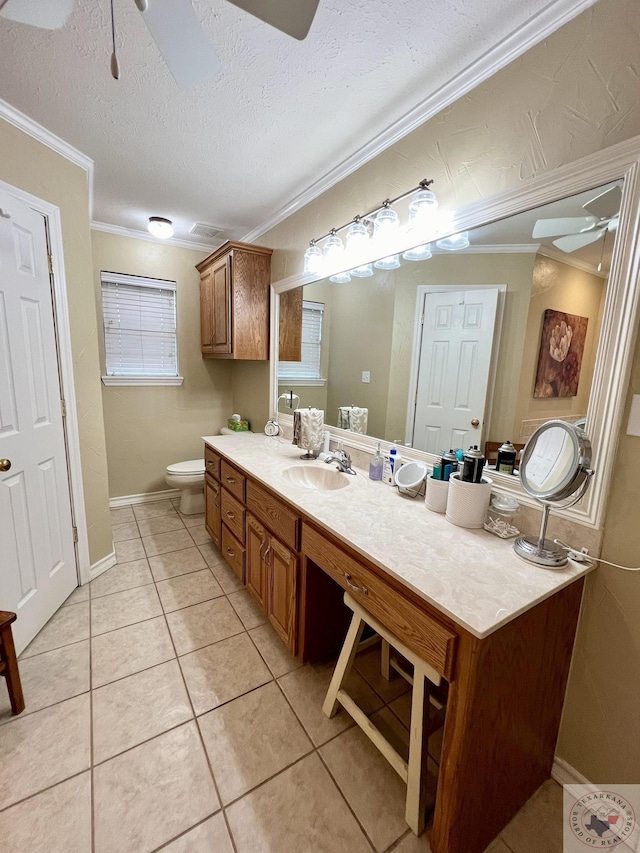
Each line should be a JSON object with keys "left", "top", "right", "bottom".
{"left": 166, "top": 459, "right": 205, "bottom": 477}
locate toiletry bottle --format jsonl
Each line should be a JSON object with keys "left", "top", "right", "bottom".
{"left": 369, "top": 443, "right": 383, "bottom": 481}
{"left": 496, "top": 440, "right": 517, "bottom": 475}
{"left": 461, "top": 446, "right": 485, "bottom": 483}
{"left": 382, "top": 444, "right": 398, "bottom": 485}
{"left": 441, "top": 449, "right": 458, "bottom": 481}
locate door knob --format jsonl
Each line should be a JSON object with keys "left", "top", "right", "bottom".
{"left": 471, "top": 419, "right": 480, "bottom": 428}
{"left": 0, "top": 458, "right": 11, "bottom": 471}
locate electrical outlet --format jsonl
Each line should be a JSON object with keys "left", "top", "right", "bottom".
{"left": 362, "top": 371, "right": 370, "bottom": 383}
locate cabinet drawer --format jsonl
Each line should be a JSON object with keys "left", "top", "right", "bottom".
{"left": 221, "top": 524, "right": 245, "bottom": 583}
{"left": 302, "top": 524, "right": 456, "bottom": 680}
{"left": 221, "top": 489, "right": 245, "bottom": 544}
{"left": 246, "top": 480, "right": 299, "bottom": 551}
{"left": 221, "top": 461, "right": 246, "bottom": 502}
{"left": 204, "top": 447, "right": 221, "bottom": 481}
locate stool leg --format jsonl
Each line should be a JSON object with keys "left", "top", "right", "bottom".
{"left": 1, "top": 625, "right": 25, "bottom": 715}
{"left": 405, "top": 662, "right": 431, "bottom": 835}
{"left": 322, "top": 612, "right": 365, "bottom": 719}
{"left": 381, "top": 639, "right": 392, "bottom": 681}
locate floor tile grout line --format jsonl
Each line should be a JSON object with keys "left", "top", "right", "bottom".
{"left": 0, "top": 768, "right": 91, "bottom": 816}
{"left": 17, "top": 633, "right": 89, "bottom": 665}
{"left": 149, "top": 811, "right": 222, "bottom": 853}
{"left": 154, "top": 564, "right": 240, "bottom": 853}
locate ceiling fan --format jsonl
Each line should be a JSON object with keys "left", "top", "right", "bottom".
{"left": 532, "top": 184, "right": 622, "bottom": 253}
{"left": 0, "top": 0, "right": 320, "bottom": 88}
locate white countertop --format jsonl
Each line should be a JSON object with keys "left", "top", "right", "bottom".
{"left": 203, "top": 433, "right": 594, "bottom": 639}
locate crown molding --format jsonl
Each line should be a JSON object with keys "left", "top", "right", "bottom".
{"left": 0, "top": 97, "right": 95, "bottom": 215}
{"left": 241, "top": 0, "right": 599, "bottom": 244}
{"left": 91, "top": 220, "right": 217, "bottom": 253}
{"left": 433, "top": 242, "right": 540, "bottom": 255}
{"left": 538, "top": 245, "right": 606, "bottom": 277}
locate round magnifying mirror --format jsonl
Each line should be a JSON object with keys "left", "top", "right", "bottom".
{"left": 514, "top": 420, "right": 594, "bottom": 568}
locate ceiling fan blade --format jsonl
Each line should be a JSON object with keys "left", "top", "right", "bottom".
{"left": 532, "top": 216, "right": 598, "bottom": 239}
{"left": 583, "top": 184, "right": 622, "bottom": 220}
{"left": 226, "top": 0, "right": 320, "bottom": 40}
{"left": 553, "top": 229, "right": 606, "bottom": 253}
{"left": 0, "top": 0, "right": 73, "bottom": 29}
{"left": 140, "top": 0, "right": 222, "bottom": 89}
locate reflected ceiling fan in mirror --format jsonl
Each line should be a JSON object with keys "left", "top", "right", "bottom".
{"left": 532, "top": 184, "right": 621, "bottom": 253}
{"left": 0, "top": 0, "right": 321, "bottom": 88}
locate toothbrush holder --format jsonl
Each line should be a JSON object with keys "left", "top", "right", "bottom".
{"left": 445, "top": 473, "right": 493, "bottom": 528}
{"left": 424, "top": 476, "right": 450, "bottom": 513}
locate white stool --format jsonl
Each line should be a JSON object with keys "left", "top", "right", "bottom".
{"left": 323, "top": 592, "right": 443, "bottom": 835}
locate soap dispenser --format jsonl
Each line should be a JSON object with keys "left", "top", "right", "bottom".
{"left": 369, "top": 443, "right": 383, "bottom": 481}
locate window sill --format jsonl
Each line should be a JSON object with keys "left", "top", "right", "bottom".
{"left": 277, "top": 378, "right": 326, "bottom": 387}
{"left": 101, "top": 376, "right": 184, "bottom": 387}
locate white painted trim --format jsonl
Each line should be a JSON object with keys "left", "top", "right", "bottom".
{"left": 109, "top": 488, "right": 180, "bottom": 508}
{"left": 276, "top": 378, "right": 326, "bottom": 387}
{"left": 90, "top": 550, "right": 117, "bottom": 582}
{"left": 91, "top": 221, "right": 217, "bottom": 253}
{"left": 538, "top": 246, "right": 606, "bottom": 278}
{"left": 0, "top": 97, "right": 95, "bottom": 217}
{"left": 0, "top": 179, "right": 92, "bottom": 584}
{"left": 101, "top": 375, "right": 184, "bottom": 387}
{"left": 431, "top": 243, "right": 540, "bottom": 255}
{"left": 243, "top": 0, "right": 599, "bottom": 243}
{"left": 552, "top": 756, "right": 591, "bottom": 787}
{"left": 270, "top": 135, "right": 640, "bottom": 532}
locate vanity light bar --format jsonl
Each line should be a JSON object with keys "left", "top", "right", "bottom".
{"left": 307, "top": 178, "right": 435, "bottom": 248}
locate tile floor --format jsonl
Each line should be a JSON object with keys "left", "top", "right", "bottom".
{"left": 0, "top": 499, "right": 565, "bottom": 853}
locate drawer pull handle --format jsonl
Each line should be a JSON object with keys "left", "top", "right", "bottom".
{"left": 226, "top": 477, "right": 236, "bottom": 484}
{"left": 226, "top": 548, "right": 235, "bottom": 557}
{"left": 206, "top": 461, "right": 215, "bottom": 468}
{"left": 264, "top": 545, "right": 271, "bottom": 564}
{"left": 345, "top": 574, "right": 368, "bottom": 595}
{"left": 225, "top": 510, "right": 235, "bottom": 520}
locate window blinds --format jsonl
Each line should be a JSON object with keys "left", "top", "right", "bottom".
{"left": 101, "top": 273, "right": 178, "bottom": 377}
{"left": 278, "top": 300, "right": 324, "bottom": 381}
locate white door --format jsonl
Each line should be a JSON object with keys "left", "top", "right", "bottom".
{"left": 0, "top": 188, "right": 77, "bottom": 654}
{"left": 411, "top": 288, "right": 500, "bottom": 454}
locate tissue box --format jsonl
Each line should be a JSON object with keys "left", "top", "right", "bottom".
{"left": 227, "top": 418, "right": 249, "bottom": 432}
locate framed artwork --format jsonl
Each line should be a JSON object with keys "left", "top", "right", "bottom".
{"left": 534, "top": 309, "right": 588, "bottom": 398}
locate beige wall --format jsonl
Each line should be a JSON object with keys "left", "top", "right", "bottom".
{"left": 92, "top": 231, "right": 233, "bottom": 497}
{"left": 0, "top": 118, "right": 112, "bottom": 566}
{"left": 513, "top": 255, "right": 605, "bottom": 437}
{"left": 261, "top": 0, "right": 640, "bottom": 783}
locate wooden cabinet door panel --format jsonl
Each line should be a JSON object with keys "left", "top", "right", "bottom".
{"left": 268, "top": 536, "right": 297, "bottom": 653}
{"left": 200, "top": 270, "right": 214, "bottom": 354}
{"left": 221, "top": 524, "right": 245, "bottom": 583}
{"left": 246, "top": 513, "right": 267, "bottom": 609}
{"left": 205, "top": 476, "right": 220, "bottom": 549}
{"left": 212, "top": 255, "right": 232, "bottom": 354}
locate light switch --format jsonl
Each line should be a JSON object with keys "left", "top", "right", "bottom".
{"left": 627, "top": 394, "right": 640, "bottom": 436}
{"left": 362, "top": 371, "right": 370, "bottom": 383}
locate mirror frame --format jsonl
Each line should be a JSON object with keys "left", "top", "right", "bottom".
{"left": 270, "top": 135, "right": 640, "bottom": 531}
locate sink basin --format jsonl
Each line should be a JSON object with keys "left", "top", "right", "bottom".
{"left": 282, "top": 465, "right": 351, "bottom": 491}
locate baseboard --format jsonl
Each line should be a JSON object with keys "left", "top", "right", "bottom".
{"left": 109, "top": 488, "right": 179, "bottom": 508}
{"left": 90, "top": 550, "right": 117, "bottom": 581}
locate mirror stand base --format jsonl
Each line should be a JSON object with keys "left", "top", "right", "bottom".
{"left": 513, "top": 534, "right": 568, "bottom": 569}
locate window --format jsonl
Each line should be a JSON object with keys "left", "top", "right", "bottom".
{"left": 278, "top": 300, "right": 325, "bottom": 384}
{"left": 100, "top": 272, "right": 183, "bottom": 386}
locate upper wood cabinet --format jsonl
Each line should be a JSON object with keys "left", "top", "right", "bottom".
{"left": 278, "top": 287, "right": 303, "bottom": 362}
{"left": 197, "top": 241, "right": 273, "bottom": 360}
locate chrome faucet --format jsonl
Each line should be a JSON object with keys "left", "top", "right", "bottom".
{"left": 324, "top": 449, "right": 357, "bottom": 475}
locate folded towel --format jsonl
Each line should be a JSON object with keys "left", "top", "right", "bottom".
{"left": 292, "top": 410, "right": 301, "bottom": 446}
{"left": 337, "top": 406, "right": 368, "bottom": 434}
{"left": 300, "top": 408, "right": 325, "bottom": 451}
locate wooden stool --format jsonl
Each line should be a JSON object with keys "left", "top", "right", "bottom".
{"left": 323, "top": 593, "right": 442, "bottom": 835}
{"left": 0, "top": 612, "right": 25, "bottom": 715}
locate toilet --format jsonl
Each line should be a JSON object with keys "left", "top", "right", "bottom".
{"left": 165, "top": 459, "right": 205, "bottom": 515}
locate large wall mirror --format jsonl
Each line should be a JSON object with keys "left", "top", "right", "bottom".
{"left": 270, "top": 140, "right": 640, "bottom": 529}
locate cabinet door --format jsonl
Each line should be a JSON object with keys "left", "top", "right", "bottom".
{"left": 267, "top": 536, "right": 298, "bottom": 653}
{"left": 204, "top": 476, "right": 221, "bottom": 548}
{"left": 199, "top": 269, "right": 214, "bottom": 354}
{"left": 246, "top": 513, "right": 268, "bottom": 609}
{"left": 211, "top": 255, "right": 232, "bottom": 355}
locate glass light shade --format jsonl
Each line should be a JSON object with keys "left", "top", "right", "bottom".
{"left": 374, "top": 254, "right": 401, "bottom": 270}
{"left": 346, "top": 221, "right": 370, "bottom": 251}
{"left": 408, "top": 189, "right": 438, "bottom": 230}
{"left": 374, "top": 206, "right": 400, "bottom": 236}
{"left": 148, "top": 217, "right": 174, "bottom": 238}
{"left": 403, "top": 243, "right": 432, "bottom": 261}
{"left": 350, "top": 263, "right": 374, "bottom": 277}
{"left": 436, "top": 231, "right": 470, "bottom": 251}
{"left": 330, "top": 270, "right": 351, "bottom": 284}
{"left": 323, "top": 233, "right": 344, "bottom": 260}
{"left": 303, "top": 244, "right": 323, "bottom": 274}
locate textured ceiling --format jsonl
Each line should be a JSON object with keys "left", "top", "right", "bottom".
{"left": 0, "top": 0, "right": 564, "bottom": 246}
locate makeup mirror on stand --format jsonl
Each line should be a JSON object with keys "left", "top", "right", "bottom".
{"left": 514, "top": 420, "right": 594, "bottom": 568}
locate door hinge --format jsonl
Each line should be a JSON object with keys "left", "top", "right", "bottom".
{"left": 420, "top": 313, "right": 425, "bottom": 325}
{"left": 48, "top": 254, "right": 54, "bottom": 276}
{"left": 61, "top": 399, "right": 67, "bottom": 418}
{"left": 72, "top": 526, "right": 78, "bottom": 544}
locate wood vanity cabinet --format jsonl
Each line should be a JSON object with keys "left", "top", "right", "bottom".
{"left": 196, "top": 241, "right": 273, "bottom": 360}
{"left": 204, "top": 447, "right": 221, "bottom": 548}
